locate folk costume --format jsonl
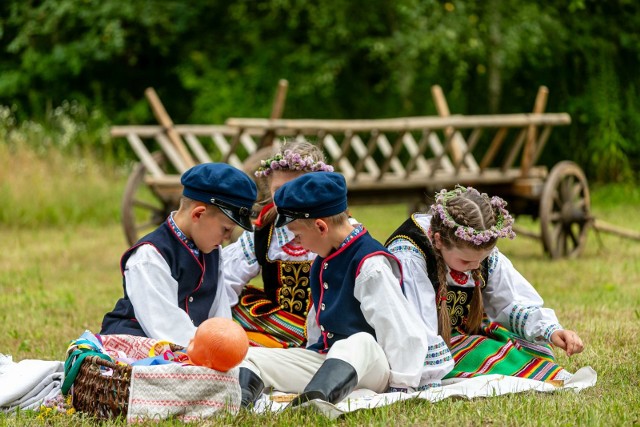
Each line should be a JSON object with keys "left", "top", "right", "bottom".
{"left": 386, "top": 212, "right": 572, "bottom": 382}
{"left": 223, "top": 203, "right": 315, "bottom": 349}
{"left": 101, "top": 163, "right": 257, "bottom": 348}
{"left": 224, "top": 146, "right": 336, "bottom": 349}
{"left": 239, "top": 173, "right": 452, "bottom": 408}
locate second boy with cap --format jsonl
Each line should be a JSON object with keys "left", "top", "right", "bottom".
{"left": 239, "top": 171, "right": 448, "bottom": 408}
{"left": 101, "top": 163, "right": 257, "bottom": 347}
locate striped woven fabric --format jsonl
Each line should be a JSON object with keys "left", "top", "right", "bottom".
{"left": 232, "top": 294, "right": 306, "bottom": 349}
{"left": 445, "top": 321, "right": 565, "bottom": 381}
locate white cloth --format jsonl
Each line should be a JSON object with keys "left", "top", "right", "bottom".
{"left": 222, "top": 224, "right": 316, "bottom": 306}
{"left": 252, "top": 366, "right": 597, "bottom": 418}
{"left": 387, "top": 213, "right": 564, "bottom": 345}
{"left": 127, "top": 364, "right": 241, "bottom": 423}
{"left": 124, "top": 244, "right": 231, "bottom": 348}
{"left": 0, "top": 355, "right": 64, "bottom": 412}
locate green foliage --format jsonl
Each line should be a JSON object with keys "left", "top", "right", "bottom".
{"left": 1, "top": 0, "right": 639, "bottom": 182}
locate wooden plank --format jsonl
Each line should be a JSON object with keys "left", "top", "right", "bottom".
{"left": 431, "top": 85, "right": 464, "bottom": 165}
{"left": 226, "top": 113, "right": 571, "bottom": 132}
{"left": 455, "top": 128, "right": 483, "bottom": 173}
{"left": 382, "top": 134, "right": 405, "bottom": 175}
{"left": 336, "top": 131, "right": 354, "bottom": 166}
{"left": 377, "top": 133, "right": 406, "bottom": 179}
{"left": 156, "top": 133, "right": 189, "bottom": 173}
{"left": 403, "top": 132, "right": 430, "bottom": 174}
{"left": 351, "top": 133, "right": 380, "bottom": 180}
{"left": 347, "top": 166, "right": 548, "bottom": 191}
{"left": 532, "top": 126, "right": 553, "bottom": 165}
{"left": 145, "top": 87, "right": 196, "bottom": 168}
{"left": 479, "top": 127, "right": 508, "bottom": 171}
{"left": 431, "top": 130, "right": 457, "bottom": 178}
{"left": 259, "top": 79, "right": 289, "bottom": 149}
{"left": 521, "top": 86, "right": 549, "bottom": 177}
{"left": 322, "top": 134, "right": 355, "bottom": 180}
{"left": 184, "top": 133, "right": 213, "bottom": 164}
{"left": 594, "top": 219, "right": 640, "bottom": 241}
{"left": 427, "top": 133, "right": 454, "bottom": 175}
{"left": 501, "top": 128, "right": 527, "bottom": 172}
{"left": 111, "top": 126, "right": 163, "bottom": 137}
{"left": 126, "top": 133, "right": 165, "bottom": 178}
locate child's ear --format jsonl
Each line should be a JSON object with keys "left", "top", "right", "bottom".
{"left": 191, "top": 205, "right": 207, "bottom": 221}
{"left": 315, "top": 219, "right": 328, "bottom": 235}
{"left": 433, "top": 232, "right": 443, "bottom": 249}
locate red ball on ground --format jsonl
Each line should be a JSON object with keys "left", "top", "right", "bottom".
{"left": 187, "top": 317, "right": 249, "bottom": 372}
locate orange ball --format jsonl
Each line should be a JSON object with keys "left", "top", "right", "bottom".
{"left": 187, "top": 317, "right": 249, "bottom": 372}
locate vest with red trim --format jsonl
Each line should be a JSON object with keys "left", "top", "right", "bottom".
{"left": 100, "top": 220, "right": 219, "bottom": 337}
{"left": 307, "top": 230, "right": 402, "bottom": 353}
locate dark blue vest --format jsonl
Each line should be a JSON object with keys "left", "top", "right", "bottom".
{"left": 100, "top": 220, "right": 220, "bottom": 337}
{"left": 307, "top": 230, "right": 402, "bottom": 353}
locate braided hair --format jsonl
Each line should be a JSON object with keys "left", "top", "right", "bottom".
{"left": 430, "top": 189, "right": 498, "bottom": 345}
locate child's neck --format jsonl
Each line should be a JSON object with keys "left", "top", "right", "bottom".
{"left": 328, "top": 221, "right": 359, "bottom": 251}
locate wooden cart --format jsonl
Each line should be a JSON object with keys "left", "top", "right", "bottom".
{"left": 112, "top": 85, "right": 595, "bottom": 259}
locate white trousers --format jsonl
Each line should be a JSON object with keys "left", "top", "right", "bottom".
{"left": 241, "top": 332, "right": 390, "bottom": 394}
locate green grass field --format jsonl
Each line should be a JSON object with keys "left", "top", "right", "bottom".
{"left": 1, "top": 147, "right": 639, "bottom": 426}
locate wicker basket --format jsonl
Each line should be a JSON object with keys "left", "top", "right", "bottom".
{"left": 71, "top": 344, "right": 184, "bottom": 419}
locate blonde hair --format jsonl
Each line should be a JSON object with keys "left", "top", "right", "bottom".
{"left": 430, "top": 190, "right": 497, "bottom": 345}
{"left": 295, "top": 211, "right": 350, "bottom": 228}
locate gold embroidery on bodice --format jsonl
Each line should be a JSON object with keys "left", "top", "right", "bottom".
{"left": 446, "top": 289, "right": 469, "bottom": 326}
{"left": 278, "top": 261, "right": 312, "bottom": 314}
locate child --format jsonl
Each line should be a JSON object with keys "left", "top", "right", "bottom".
{"left": 238, "top": 172, "right": 454, "bottom": 407}
{"left": 385, "top": 185, "right": 584, "bottom": 382}
{"left": 222, "top": 140, "right": 334, "bottom": 349}
{"left": 100, "top": 163, "right": 257, "bottom": 348}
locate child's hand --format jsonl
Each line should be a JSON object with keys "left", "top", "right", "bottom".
{"left": 550, "top": 329, "right": 584, "bottom": 356}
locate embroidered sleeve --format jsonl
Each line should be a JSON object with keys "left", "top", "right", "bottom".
{"left": 482, "top": 248, "right": 563, "bottom": 343}
{"left": 221, "top": 231, "right": 261, "bottom": 306}
{"left": 355, "top": 256, "right": 453, "bottom": 389}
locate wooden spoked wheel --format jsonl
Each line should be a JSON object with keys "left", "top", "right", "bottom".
{"left": 539, "top": 161, "right": 592, "bottom": 259}
{"left": 121, "top": 152, "right": 176, "bottom": 246}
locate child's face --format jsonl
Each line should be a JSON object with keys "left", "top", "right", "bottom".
{"left": 269, "top": 170, "right": 305, "bottom": 199}
{"left": 435, "top": 233, "right": 494, "bottom": 273}
{"left": 286, "top": 219, "right": 329, "bottom": 256}
{"left": 192, "top": 207, "right": 237, "bottom": 253}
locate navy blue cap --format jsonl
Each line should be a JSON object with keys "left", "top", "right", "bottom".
{"left": 181, "top": 163, "right": 257, "bottom": 231}
{"left": 273, "top": 172, "right": 347, "bottom": 227}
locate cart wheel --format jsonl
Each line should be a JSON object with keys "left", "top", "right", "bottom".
{"left": 121, "top": 152, "right": 175, "bottom": 246}
{"left": 539, "top": 161, "right": 591, "bottom": 259}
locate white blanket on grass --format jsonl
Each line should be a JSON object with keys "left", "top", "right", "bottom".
{"left": 252, "top": 366, "right": 597, "bottom": 419}
{"left": 0, "top": 354, "right": 64, "bottom": 413}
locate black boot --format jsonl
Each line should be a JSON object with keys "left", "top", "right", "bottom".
{"left": 239, "top": 367, "right": 264, "bottom": 408}
{"left": 289, "top": 359, "right": 358, "bottom": 407}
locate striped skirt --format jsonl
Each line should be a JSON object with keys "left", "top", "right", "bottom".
{"left": 445, "top": 321, "right": 568, "bottom": 381}
{"left": 232, "top": 286, "right": 306, "bottom": 349}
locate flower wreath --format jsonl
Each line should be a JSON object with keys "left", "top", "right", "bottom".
{"left": 255, "top": 149, "right": 334, "bottom": 178}
{"left": 431, "top": 185, "right": 516, "bottom": 245}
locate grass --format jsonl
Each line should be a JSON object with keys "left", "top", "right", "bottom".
{"left": 1, "top": 145, "right": 640, "bottom": 425}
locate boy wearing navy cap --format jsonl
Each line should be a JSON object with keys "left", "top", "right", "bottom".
{"left": 238, "top": 172, "right": 437, "bottom": 407}
{"left": 101, "top": 163, "right": 257, "bottom": 347}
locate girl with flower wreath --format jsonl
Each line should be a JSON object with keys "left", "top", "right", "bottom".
{"left": 222, "top": 140, "right": 336, "bottom": 349}
{"left": 385, "top": 185, "right": 584, "bottom": 383}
